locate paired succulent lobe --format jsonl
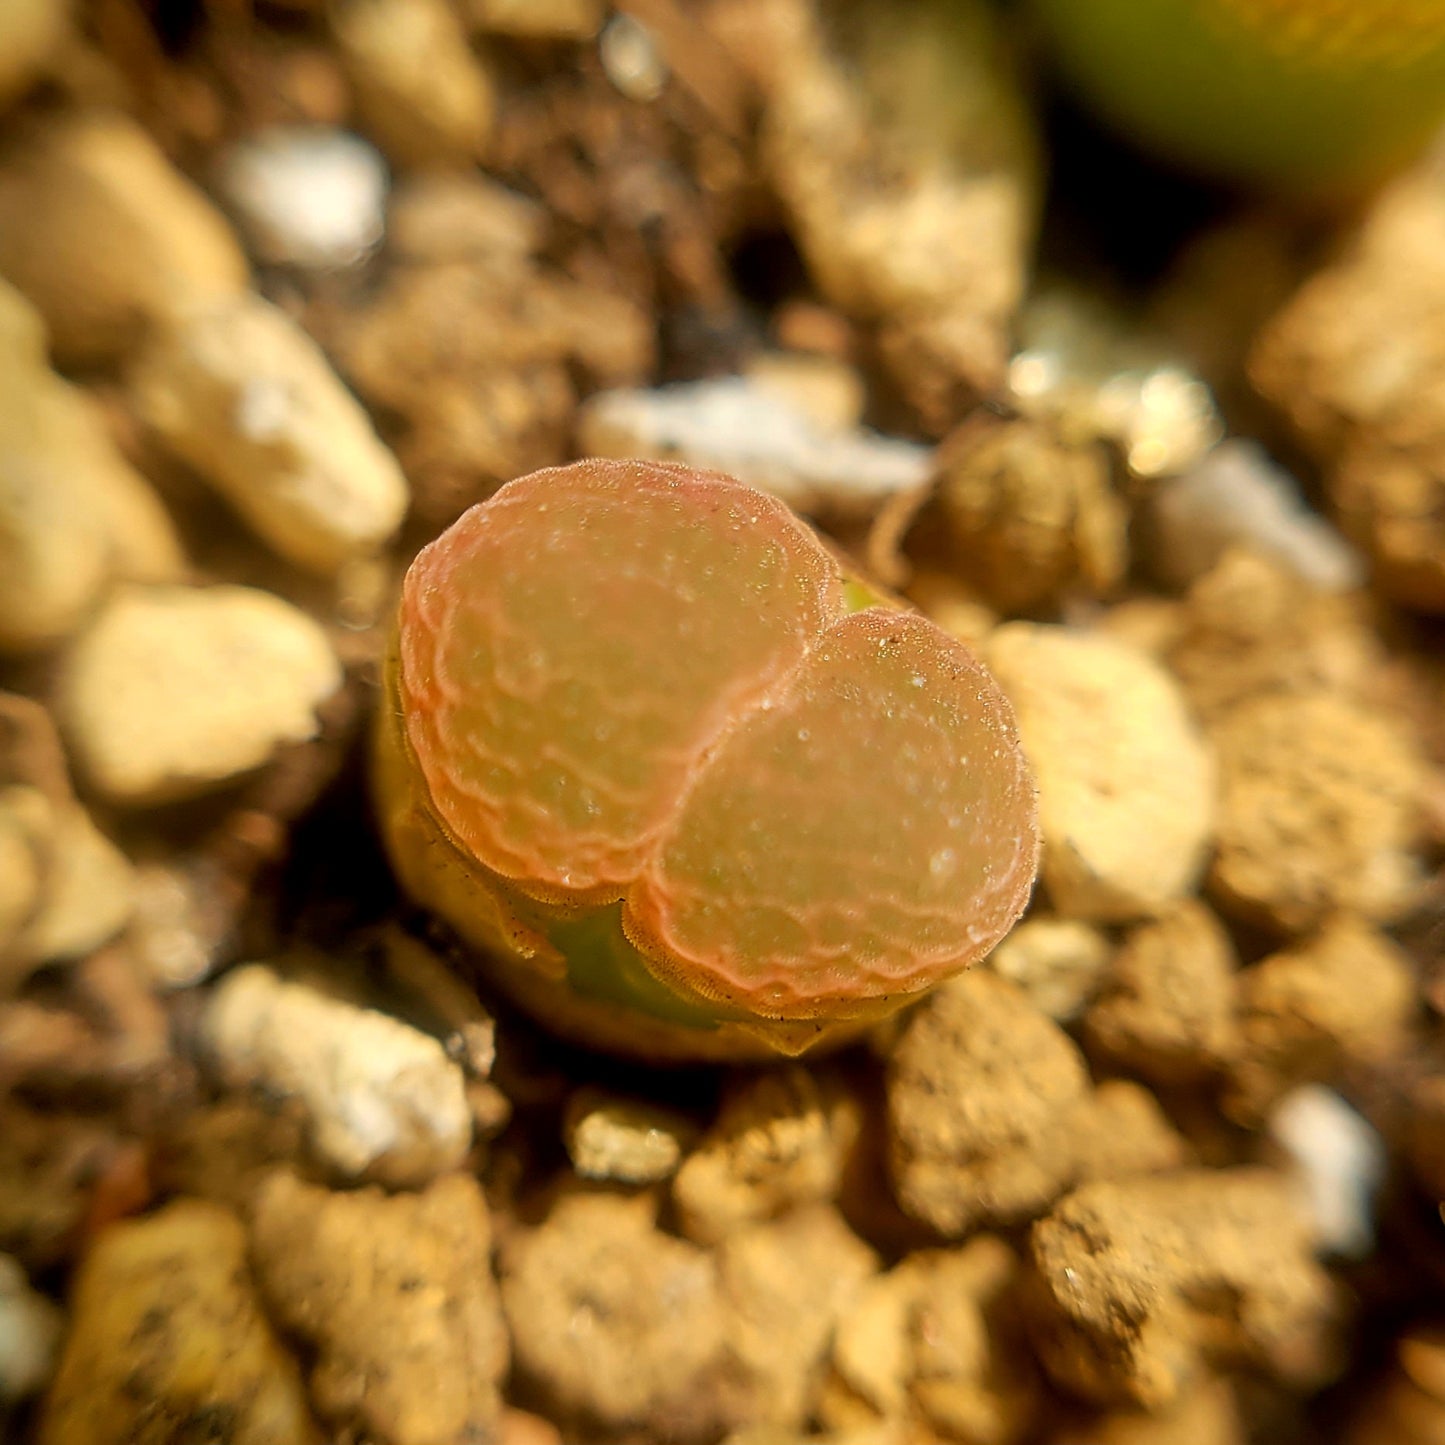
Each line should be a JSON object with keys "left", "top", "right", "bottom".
{"left": 399, "top": 459, "right": 1036, "bottom": 1020}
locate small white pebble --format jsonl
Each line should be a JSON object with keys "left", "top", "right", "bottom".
{"left": 202, "top": 963, "right": 472, "bottom": 1186}
{"left": 578, "top": 376, "right": 930, "bottom": 519}
{"left": 1148, "top": 440, "right": 1364, "bottom": 592}
{"left": 0, "top": 1254, "right": 63, "bottom": 1404}
{"left": 599, "top": 14, "right": 666, "bottom": 102}
{"left": 1269, "top": 1084, "right": 1386, "bottom": 1260}
{"left": 217, "top": 127, "right": 389, "bottom": 269}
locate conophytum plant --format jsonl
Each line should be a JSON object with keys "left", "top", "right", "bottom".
{"left": 374, "top": 459, "right": 1038, "bottom": 1061}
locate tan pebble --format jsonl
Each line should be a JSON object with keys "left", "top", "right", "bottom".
{"left": 1068, "top": 1081, "right": 1192, "bottom": 1187}
{"left": 887, "top": 971, "right": 1089, "bottom": 1236}
{"left": 985, "top": 624, "right": 1216, "bottom": 922}
{"left": 200, "top": 963, "right": 471, "bottom": 1186}
{"left": 1084, "top": 900, "right": 1240, "bottom": 1086}
{"left": 0, "top": 281, "right": 185, "bottom": 654}
{"left": 499, "top": 1407, "right": 564, "bottom": 1445}
{"left": 827, "top": 1236, "right": 1035, "bottom": 1444}
{"left": 1208, "top": 692, "right": 1423, "bottom": 933}
{"left": 0, "top": 786, "right": 133, "bottom": 987}
{"left": 250, "top": 1170, "right": 507, "bottom": 1445}
{"left": 0, "top": 112, "right": 247, "bottom": 365}
{"left": 130, "top": 292, "right": 408, "bottom": 574}
{"left": 37, "top": 1199, "right": 318, "bottom": 1445}
{"left": 465, "top": 0, "right": 601, "bottom": 39}
{"left": 387, "top": 171, "right": 545, "bottom": 264}
{"left": 500, "top": 1189, "right": 727, "bottom": 1437}
{"left": 564, "top": 1087, "right": 695, "bottom": 1185}
{"left": 755, "top": 0, "right": 1038, "bottom": 423}
{"left": 333, "top": 0, "right": 495, "bottom": 168}
{"left": 1030, "top": 1169, "right": 1339, "bottom": 1410}
{"left": 986, "top": 915, "right": 1112, "bottom": 1022}
{"left": 57, "top": 585, "right": 341, "bottom": 806}
{"left": 1230, "top": 916, "right": 1418, "bottom": 1119}
{"left": 673, "top": 1067, "right": 860, "bottom": 1245}
{"left": 716, "top": 1206, "right": 877, "bottom": 1432}
{"left": 0, "top": 0, "right": 66, "bottom": 111}
{"left": 1051, "top": 1375, "right": 1244, "bottom": 1445}
{"left": 1250, "top": 163, "right": 1445, "bottom": 612}
{"left": 935, "top": 414, "right": 1126, "bottom": 612}
{"left": 0, "top": 806, "right": 40, "bottom": 961}
{"left": 1167, "top": 548, "right": 1382, "bottom": 723}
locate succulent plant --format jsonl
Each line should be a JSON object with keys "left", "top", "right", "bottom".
{"left": 1030, "top": 0, "right": 1445, "bottom": 192}
{"left": 374, "top": 459, "right": 1038, "bottom": 1061}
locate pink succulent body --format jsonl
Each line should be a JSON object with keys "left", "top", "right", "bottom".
{"left": 377, "top": 459, "right": 1038, "bottom": 1060}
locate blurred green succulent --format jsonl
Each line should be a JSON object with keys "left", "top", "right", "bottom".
{"left": 1030, "top": 0, "right": 1445, "bottom": 191}
{"left": 374, "top": 460, "right": 1039, "bottom": 1061}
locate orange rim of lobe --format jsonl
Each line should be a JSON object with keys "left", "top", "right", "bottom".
{"left": 399, "top": 459, "right": 1038, "bottom": 1020}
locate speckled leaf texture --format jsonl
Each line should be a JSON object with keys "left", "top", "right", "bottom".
{"left": 397, "top": 458, "right": 1037, "bottom": 1022}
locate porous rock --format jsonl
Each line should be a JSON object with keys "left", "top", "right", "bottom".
{"left": 1166, "top": 548, "right": 1383, "bottom": 723}
{"left": 327, "top": 257, "right": 650, "bottom": 523}
{"left": 1084, "top": 900, "right": 1240, "bottom": 1086}
{"left": 250, "top": 1170, "right": 507, "bottom": 1445}
{"left": 201, "top": 964, "right": 471, "bottom": 1185}
{"left": 825, "top": 1235, "right": 1037, "bottom": 1445}
{"left": 0, "top": 112, "right": 248, "bottom": 365}
{"left": 501, "top": 1189, "right": 727, "bottom": 1440}
{"left": 1250, "top": 156, "right": 1445, "bottom": 611}
{"left": 1030, "top": 1170, "right": 1339, "bottom": 1410}
{"left": 934, "top": 414, "right": 1125, "bottom": 612}
{"left": 985, "top": 624, "right": 1216, "bottom": 922}
{"left": 886, "top": 971, "right": 1089, "bottom": 1236}
{"left": 37, "top": 1199, "right": 318, "bottom": 1445}
{"left": 673, "top": 1067, "right": 860, "bottom": 1245}
{"left": 1207, "top": 692, "right": 1423, "bottom": 933}
{"left": 1230, "top": 916, "right": 1418, "bottom": 1118}
{"left": 716, "top": 1206, "right": 877, "bottom": 1432}
{"left": 750, "top": 0, "right": 1039, "bottom": 428}
{"left": 57, "top": 585, "right": 342, "bottom": 806}
{"left": 129, "top": 291, "right": 409, "bottom": 574}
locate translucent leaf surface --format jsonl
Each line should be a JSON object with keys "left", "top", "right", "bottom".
{"left": 399, "top": 460, "right": 842, "bottom": 899}
{"left": 628, "top": 609, "right": 1038, "bottom": 1015}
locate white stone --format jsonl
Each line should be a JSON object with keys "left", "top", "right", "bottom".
{"left": 1147, "top": 440, "right": 1364, "bottom": 592}
{"left": 217, "top": 127, "right": 388, "bottom": 269}
{"left": 57, "top": 584, "right": 342, "bottom": 806}
{"left": 1269, "top": 1085, "right": 1386, "bottom": 1260}
{"left": 0, "top": 1254, "right": 62, "bottom": 1404}
{"left": 578, "top": 375, "right": 930, "bottom": 519}
{"left": 201, "top": 963, "right": 472, "bottom": 1185}
{"left": 129, "top": 292, "right": 409, "bottom": 573}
